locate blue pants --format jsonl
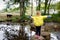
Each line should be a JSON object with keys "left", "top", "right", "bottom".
{"left": 35, "top": 26, "right": 41, "bottom": 36}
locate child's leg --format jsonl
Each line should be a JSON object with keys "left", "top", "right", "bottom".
{"left": 35, "top": 27, "right": 39, "bottom": 38}
{"left": 36, "top": 26, "right": 41, "bottom": 36}
{"left": 37, "top": 26, "right": 41, "bottom": 36}
{"left": 36, "top": 27, "right": 39, "bottom": 35}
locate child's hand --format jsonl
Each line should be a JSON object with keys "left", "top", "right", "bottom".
{"left": 47, "top": 15, "right": 52, "bottom": 18}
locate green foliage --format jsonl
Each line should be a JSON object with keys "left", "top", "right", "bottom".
{"left": 10, "top": 0, "right": 29, "bottom": 5}
{"left": 52, "top": 14, "right": 60, "bottom": 22}
{"left": 11, "top": 7, "right": 19, "bottom": 12}
{"left": 3, "top": 0, "right": 29, "bottom": 13}
{"left": 36, "top": 4, "right": 40, "bottom": 10}
{"left": 20, "top": 15, "right": 31, "bottom": 21}
{"left": 44, "top": 13, "right": 60, "bottom": 23}
{"left": 12, "top": 0, "right": 20, "bottom": 4}
{"left": 11, "top": 16, "right": 20, "bottom": 22}
{"left": 44, "top": 17, "right": 52, "bottom": 22}
{"left": 56, "top": 2, "right": 60, "bottom": 10}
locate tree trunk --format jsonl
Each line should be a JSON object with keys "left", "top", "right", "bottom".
{"left": 19, "top": 0, "right": 25, "bottom": 40}
{"left": 31, "top": 0, "right": 33, "bottom": 16}
{"left": 39, "top": 0, "right": 41, "bottom": 10}
{"left": 36, "top": 0, "right": 41, "bottom": 11}
{"left": 44, "top": 0, "right": 48, "bottom": 15}
{"left": 20, "top": 0, "right": 25, "bottom": 16}
{"left": 48, "top": 0, "right": 51, "bottom": 15}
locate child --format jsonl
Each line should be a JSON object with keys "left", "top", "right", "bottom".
{"left": 31, "top": 11, "right": 51, "bottom": 39}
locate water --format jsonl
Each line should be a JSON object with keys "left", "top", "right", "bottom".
{"left": 50, "top": 32, "right": 60, "bottom": 40}
{"left": 1, "top": 22, "right": 60, "bottom": 40}
{"left": 0, "top": 23, "right": 35, "bottom": 40}
{"left": 0, "top": 23, "right": 21, "bottom": 40}
{"left": 45, "top": 22, "right": 60, "bottom": 40}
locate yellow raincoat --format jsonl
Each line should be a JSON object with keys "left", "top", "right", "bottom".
{"left": 32, "top": 15, "right": 47, "bottom": 26}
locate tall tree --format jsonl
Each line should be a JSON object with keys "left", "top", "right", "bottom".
{"left": 44, "top": 0, "right": 48, "bottom": 15}
{"left": 3, "top": 0, "right": 29, "bottom": 16}
{"left": 38, "top": 0, "right": 41, "bottom": 10}
{"left": 3, "top": 0, "right": 29, "bottom": 40}
{"left": 36, "top": 0, "right": 41, "bottom": 10}
{"left": 31, "top": 0, "right": 33, "bottom": 16}
{"left": 48, "top": 0, "right": 51, "bottom": 15}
